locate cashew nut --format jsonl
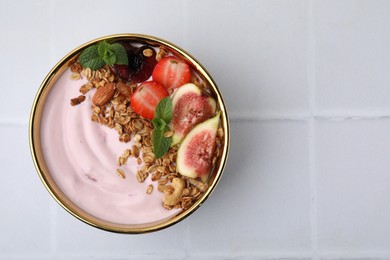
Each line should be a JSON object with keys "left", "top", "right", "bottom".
{"left": 163, "top": 178, "right": 185, "bottom": 206}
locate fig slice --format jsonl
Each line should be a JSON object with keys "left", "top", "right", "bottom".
{"left": 177, "top": 112, "right": 220, "bottom": 179}
{"left": 170, "top": 83, "right": 216, "bottom": 146}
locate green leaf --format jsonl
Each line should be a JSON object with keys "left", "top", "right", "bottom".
{"left": 97, "top": 41, "right": 110, "bottom": 57}
{"left": 153, "top": 127, "right": 172, "bottom": 159}
{"left": 109, "top": 43, "right": 128, "bottom": 65}
{"left": 152, "top": 117, "right": 166, "bottom": 130}
{"left": 151, "top": 97, "right": 174, "bottom": 158}
{"left": 155, "top": 97, "right": 173, "bottom": 123}
{"left": 79, "top": 41, "right": 128, "bottom": 70}
{"left": 103, "top": 49, "right": 116, "bottom": 65}
{"left": 79, "top": 45, "right": 105, "bottom": 70}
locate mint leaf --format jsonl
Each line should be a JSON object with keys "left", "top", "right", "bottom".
{"left": 79, "top": 45, "right": 105, "bottom": 70}
{"left": 79, "top": 41, "right": 128, "bottom": 70}
{"left": 153, "top": 126, "right": 172, "bottom": 159}
{"left": 97, "top": 41, "right": 110, "bottom": 57}
{"left": 152, "top": 98, "right": 174, "bottom": 158}
{"left": 103, "top": 49, "right": 116, "bottom": 65}
{"left": 98, "top": 41, "right": 116, "bottom": 65}
{"left": 109, "top": 43, "right": 128, "bottom": 65}
{"left": 152, "top": 117, "right": 166, "bottom": 130}
{"left": 155, "top": 97, "right": 173, "bottom": 123}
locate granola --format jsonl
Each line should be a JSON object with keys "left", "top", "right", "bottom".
{"left": 69, "top": 43, "right": 224, "bottom": 211}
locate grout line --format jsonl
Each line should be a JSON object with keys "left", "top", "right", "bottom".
{"left": 307, "top": 0, "right": 318, "bottom": 259}
{"left": 228, "top": 113, "right": 390, "bottom": 122}
{"left": 228, "top": 112, "right": 310, "bottom": 122}
{"left": 318, "top": 251, "right": 390, "bottom": 259}
{"left": 307, "top": 1, "right": 316, "bottom": 115}
{"left": 1, "top": 113, "right": 390, "bottom": 128}
{"left": 308, "top": 118, "right": 318, "bottom": 260}
{"left": 3, "top": 254, "right": 390, "bottom": 260}
{"left": 15, "top": 253, "right": 314, "bottom": 260}
{"left": 0, "top": 257, "right": 53, "bottom": 260}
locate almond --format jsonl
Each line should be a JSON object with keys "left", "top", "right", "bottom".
{"left": 92, "top": 82, "right": 115, "bottom": 106}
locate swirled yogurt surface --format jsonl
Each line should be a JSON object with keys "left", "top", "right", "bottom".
{"left": 40, "top": 69, "right": 180, "bottom": 224}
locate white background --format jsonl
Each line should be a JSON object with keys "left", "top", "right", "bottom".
{"left": 1, "top": 0, "right": 390, "bottom": 259}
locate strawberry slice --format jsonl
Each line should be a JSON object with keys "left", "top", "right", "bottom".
{"left": 152, "top": 56, "right": 191, "bottom": 90}
{"left": 130, "top": 81, "right": 169, "bottom": 120}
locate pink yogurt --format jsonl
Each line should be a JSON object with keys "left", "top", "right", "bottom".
{"left": 40, "top": 69, "right": 180, "bottom": 224}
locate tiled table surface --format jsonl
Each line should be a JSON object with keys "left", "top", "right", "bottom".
{"left": 1, "top": 0, "right": 390, "bottom": 259}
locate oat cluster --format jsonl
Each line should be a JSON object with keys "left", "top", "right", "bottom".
{"left": 69, "top": 46, "right": 224, "bottom": 211}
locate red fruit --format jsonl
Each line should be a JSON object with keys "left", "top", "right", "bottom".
{"left": 113, "top": 64, "right": 129, "bottom": 80}
{"left": 177, "top": 112, "right": 220, "bottom": 179}
{"left": 113, "top": 43, "right": 157, "bottom": 83}
{"left": 129, "top": 46, "right": 157, "bottom": 83}
{"left": 152, "top": 56, "right": 191, "bottom": 90}
{"left": 130, "top": 81, "right": 169, "bottom": 120}
{"left": 170, "top": 83, "right": 216, "bottom": 145}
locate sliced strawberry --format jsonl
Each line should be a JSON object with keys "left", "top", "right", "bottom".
{"left": 152, "top": 56, "right": 191, "bottom": 90}
{"left": 130, "top": 81, "right": 169, "bottom": 120}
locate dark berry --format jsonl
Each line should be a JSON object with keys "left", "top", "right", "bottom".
{"left": 129, "top": 46, "right": 157, "bottom": 83}
{"left": 128, "top": 53, "right": 144, "bottom": 72}
{"left": 113, "top": 42, "right": 158, "bottom": 83}
{"left": 113, "top": 64, "right": 129, "bottom": 80}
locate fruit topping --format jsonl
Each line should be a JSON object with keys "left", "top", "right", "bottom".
{"left": 170, "top": 83, "right": 216, "bottom": 145}
{"left": 130, "top": 81, "right": 169, "bottom": 120}
{"left": 177, "top": 112, "right": 220, "bottom": 179}
{"left": 152, "top": 56, "right": 191, "bottom": 90}
{"left": 114, "top": 43, "right": 157, "bottom": 83}
{"left": 113, "top": 64, "right": 129, "bottom": 80}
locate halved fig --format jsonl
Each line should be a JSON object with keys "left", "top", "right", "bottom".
{"left": 176, "top": 112, "right": 220, "bottom": 179}
{"left": 170, "top": 83, "right": 216, "bottom": 145}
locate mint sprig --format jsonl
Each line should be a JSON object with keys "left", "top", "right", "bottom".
{"left": 155, "top": 97, "right": 173, "bottom": 123}
{"left": 152, "top": 98, "right": 173, "bottom": 159}
{"left": 78, "top": 45, "right": 105, "bottom": 70}
{"left": 109, "top": 43, "right": 128, "bottom": 65}
{"left": 79, "top": 41, "right": 128, "bottom": 70}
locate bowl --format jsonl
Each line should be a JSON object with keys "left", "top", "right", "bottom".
{"left": 29, "top": 34, "right": 229, "bottom": 233}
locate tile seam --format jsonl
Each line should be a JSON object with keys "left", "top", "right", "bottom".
{"left": 307, "top": 0, "right": 318, "bottom": 259}
{"left": 2, "top": 115, "right": 390, "bottom": 127}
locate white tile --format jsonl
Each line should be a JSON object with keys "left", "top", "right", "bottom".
{"left": 56, "top": 206, "right": 186, "bottom": 257}
{"left": 316, "top": 119, "right": 390, "bottom": 252}
{"left": 185, "top": 0, "right": 309, "bottom": 117}
{"left": 186, "top": 120, "right": 311, "bottom": 256}
{"left": 314, "top": 0, "right": 390, "bottom": 112}
{"left": 50, "top": 0, "right": 186, "bottom": 63}
{"left": 0, "top": 1, "right": 51, "bottom": 122}
{"left": 0, "top": 125, "right": 51, "bottom": 255}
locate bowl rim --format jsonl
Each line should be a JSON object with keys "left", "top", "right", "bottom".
{"left": 29, "top": 33, "right": 230, "bottom": 233}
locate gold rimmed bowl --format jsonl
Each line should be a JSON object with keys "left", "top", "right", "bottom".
{"left": 29, "top": 34, "right": 229, "bottom": 233}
